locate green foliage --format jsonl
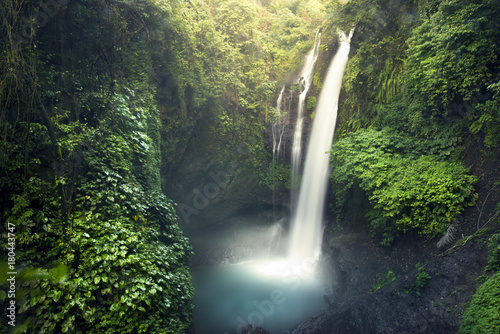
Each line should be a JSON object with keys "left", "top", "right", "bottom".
{"left": 458, "top": 272, "right": 500, "bottom": 334}
{"left": 306, "top": 96, "right": 317, "bottom": 111}
{"left": 214, "top": 0, "right": 259, "bottom": 46}
{"left": 1, "top": 83, "right": 194, "bottom": 333}
{"left": 415, "top": 263, "right": 431, "bottom": 288}
{"left": 263, "top": 3, "right": 325, "bottom": 81}
{"left": 326, "top": 0, "right": 499, "bottom": 245}
{"left": 404, "top": 0, "right": 500, "bottom": 143}
{"left": 486, "top": 234, "right": 500, "bottom": 272}
{"left": 313, "top": 70, "right": 323, "bottom": 92}
{"left": 19, "top": 209, "right": 192, "bottom": 334}
{"left": 260, "top": 159, "right": 292, "bottom": 192}
{"left": 370, "top": 269, "right": 398, "bottom": 293}
{"left": 330, "top": 128, "right": 477, "bottom": 243}
{"left": 325, "top": 0, "right": 381, "bottom": 33}
{"left": 0, "top": 1, "right": 195, "bottom": 332}
{"left": 182, "top": 0, "right": 326, "bottom": 190}
{"left": 330, "top": 0, "right": 500, "bottom": 155}
{"left": 469, "top": 94, "right": 500, "bottom": 149}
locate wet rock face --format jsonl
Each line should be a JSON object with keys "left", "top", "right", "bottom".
{"left": 165, "top": 119, "right": 290, "bottom": 234}
{"left": 241, "top": 324, "right": 272, "bottom": 334}
{"left": 189, "top": 246, "right": 249, "bottom": 267}
{"left": 291, "top": 226, "right": 489, "bottom": 334}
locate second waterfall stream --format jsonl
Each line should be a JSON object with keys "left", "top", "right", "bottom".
{"left": 288, "top": 30, "right": 354, "bottom": 261}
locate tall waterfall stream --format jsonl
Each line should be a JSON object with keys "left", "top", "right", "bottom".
{"left": 288, "top": 30, "right": 354, "bottom": 261}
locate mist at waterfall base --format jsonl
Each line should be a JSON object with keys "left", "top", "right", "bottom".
{"left": 192, "top": 257, "right": 326, "bottom": 333}
{"left": 190, "top": 31, "right": 352, "bottom": 334}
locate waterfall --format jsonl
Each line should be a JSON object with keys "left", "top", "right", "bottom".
{"left": 271, "top": 86, "right": 286, "bottom": 219}
{"left": 272, "top": 85, "right": 286, "bottom": 162}
{"left": 288, "top": 30, "right": 354, "bottom": 261}
{"left": 291, "top": 30, "right": 322, "bottom": 207}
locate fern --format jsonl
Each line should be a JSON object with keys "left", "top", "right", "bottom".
{"left": 436, "top": 224, "right": 457, "bottom": 248}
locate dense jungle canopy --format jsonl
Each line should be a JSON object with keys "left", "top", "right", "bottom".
{"left": 0, "top": 0, "right": 499, "bottom": 333}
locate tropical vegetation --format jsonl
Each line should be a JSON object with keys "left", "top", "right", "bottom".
{"left": 1, "top": 0, "right": 499, "bottom": 332}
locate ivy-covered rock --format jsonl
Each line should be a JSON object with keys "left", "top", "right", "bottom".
{"left": 1, "top": 83, "right": 194, "bottom": 333}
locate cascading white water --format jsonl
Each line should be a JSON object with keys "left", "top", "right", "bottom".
{"left": 271, "top": 86, "right": 286, "bottom": 219}
{"left": 277, "top": 88, "right": 290, "bottom": 161}
{"left": 288, "top": 30, "right": 354, "bottom": 261}
{"left": 291, "top": 30, "right": 322, "bottom": 206}
{"left": 272, "top": 85, "right": 286, "bottom": 162}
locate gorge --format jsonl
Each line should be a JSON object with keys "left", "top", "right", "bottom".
{"left": 1, "top": 0, "right": 499, "bottom": 334}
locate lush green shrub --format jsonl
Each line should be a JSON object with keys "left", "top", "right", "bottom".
{"left": 415, "top": 263, "right": 431, "bottom": 288}
{"left": 307, "top": 96, "right": 317, "bottom": 111}
{"left": 330, "top": 128, "right": 477, "bottom": 244}
{"left": 458, "top": 272, "right": 500, "bottom": 334}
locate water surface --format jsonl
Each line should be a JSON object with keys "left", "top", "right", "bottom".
{"left": 192, "top": 259, "right": 327, "bottom": 334}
